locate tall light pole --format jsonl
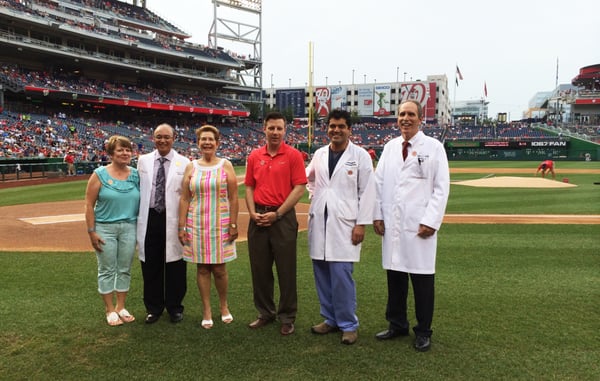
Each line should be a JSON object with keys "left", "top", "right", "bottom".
{"left": 396, "top": 66, "right": 399, "bottom": 82}
{"left": 325, "top": 76, "right": 328, "bottom": 86}
{"left": 363, "top": 74, "right": 366, "bottom": 84}
{"left": 352, "top": 69, "right": 355, "bottom": 85}
{"left": 288, "top": 78, "right": 291, "bottom": 88}
{"left": 403, "top": 72, "right": 407, "bottom": 81}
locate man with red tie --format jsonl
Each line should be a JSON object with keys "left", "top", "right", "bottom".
{"left": 372, "top": 100, "right": 450, "bottom": 352}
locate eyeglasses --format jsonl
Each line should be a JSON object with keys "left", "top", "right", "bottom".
{"left": 154, "top": 135, "right": 173, "bottom": 140}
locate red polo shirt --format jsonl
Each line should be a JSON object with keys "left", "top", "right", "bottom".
{"left": 245, "top": 143, "right": 307, "bottom": 206}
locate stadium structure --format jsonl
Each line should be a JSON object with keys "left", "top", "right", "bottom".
{"left": 0, "top": 0, "right": 599, "bottom": 182}
{"left": 0, "top": 0, "right": 261, "bottom": 124}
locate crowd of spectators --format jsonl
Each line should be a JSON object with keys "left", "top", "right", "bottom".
{"left": 445, "top": 122, "right": 554, "bottom": 141}
{"left": 1, "top": 109, "right": 564, "bottom": 167}
{"left": 0, "top": 63, "right": 247, "bottom": 112}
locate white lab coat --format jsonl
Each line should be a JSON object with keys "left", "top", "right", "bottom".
{"left": 374, "top": 131, "right": 449, "bottom": 274}
{"left": 136, "top": 150, "right": 190, "bottom": 263}
{"left": 306, "top": 141, "right": 375, "bottom": 262}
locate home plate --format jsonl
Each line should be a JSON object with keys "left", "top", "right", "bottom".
{"left": 19, "top": 214, "right": 85, "bottom": 225}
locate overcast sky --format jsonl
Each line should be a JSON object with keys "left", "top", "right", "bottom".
{"left": 147, "top": 0, "right": 600, "bottom": 121}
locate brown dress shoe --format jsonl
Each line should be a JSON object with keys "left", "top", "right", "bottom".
{"left": 311, "top": 322, "right": 339, "bottom": 334}
{"left": 280, "top": 323, "right": 295, "bottom": 335}
{"left": 248, "top": 318, "right": 273, "bottom": 329}
{"left": 341, "top": 330, "right": 358, "bottom": 345}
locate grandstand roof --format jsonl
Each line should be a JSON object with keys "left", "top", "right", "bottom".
{"left": 571, "top": 64, "right": 600, "bottom": 88}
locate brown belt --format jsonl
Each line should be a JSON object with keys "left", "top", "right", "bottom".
{"left": 255, "top": 203, "right": 280, "bottom": 213}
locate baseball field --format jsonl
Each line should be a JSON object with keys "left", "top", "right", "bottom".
{"left": 0, "top": 161, "right": 598, "bottom": 380}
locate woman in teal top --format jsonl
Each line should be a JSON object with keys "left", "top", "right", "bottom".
{"left": 85, "top": 135, "right": 140, "bottom": 326}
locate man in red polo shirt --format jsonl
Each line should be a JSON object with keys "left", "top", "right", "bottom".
{"left": 244, "top": 111, "right": 307, "bottom": 336}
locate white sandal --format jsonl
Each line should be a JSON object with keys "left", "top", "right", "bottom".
{"left": 201, "top": 319, "right": 214, "bottom": 329}
{"left": 117, "top": 308, "right": 135, "bottom": 323}
{"left": 106, "top": 311, "right": 123, "bottom": 326}
{"left": 221, "top": 314, "right": 233, "bottom": 324}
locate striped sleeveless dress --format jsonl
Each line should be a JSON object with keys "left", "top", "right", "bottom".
{"left": 183, "top": 159, "right": 236, "bottom": 264}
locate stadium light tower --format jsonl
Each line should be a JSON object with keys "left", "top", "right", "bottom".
{"left": 209, "top": 0, "right": 262, "bottom": 88}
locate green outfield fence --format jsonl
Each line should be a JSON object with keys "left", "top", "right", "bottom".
{"left": 444, "top": 136, "right": 599, "bottom": 161}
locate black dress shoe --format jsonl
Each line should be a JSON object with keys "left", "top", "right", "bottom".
{"left": 414, "top": 336, "right": 431, "bottom": 352}
{"left": 375, "top": 328, "right": 409, "bottom": 340}
{"left": 170, "top": 312, "right": 184, "bottom": 323}
{"left": 145, "top": 313, "right": 160, "bottom": 324}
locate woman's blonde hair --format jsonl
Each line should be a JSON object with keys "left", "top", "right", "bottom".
{"left": 105, "top": 135, "right": 133, "bottom": 155}
{"left": 195, "top": 125, "right": 220, "bottom": 141}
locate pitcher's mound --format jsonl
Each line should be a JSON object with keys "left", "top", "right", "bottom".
{"left": 453, "top": 176, "right": 576, "bottom": 188}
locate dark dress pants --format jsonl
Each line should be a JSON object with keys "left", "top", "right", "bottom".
{"left": 141, "top": 209, "right": 187, "bottom": 316}
{"left": 247, "top": 208, "right": 298, "bottom": 324}
{"left": 385, "top": 270, "right": 435, "bottom": 337}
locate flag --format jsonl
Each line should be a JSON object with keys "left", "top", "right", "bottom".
{"left": 484, "top": 82, "right": 488, "bottom": 97}
{"left": 456, "top": 65, "right": 463, "bottom": 80}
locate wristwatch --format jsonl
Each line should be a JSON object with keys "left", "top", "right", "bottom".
{"left": 276, "top": 211, "right": 283, "bottom": 221}
{"left": 230, "top": 223, "right": 238, "bottom": 229}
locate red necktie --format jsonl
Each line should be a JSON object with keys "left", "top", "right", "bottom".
{"left": 402, "top": 141, "right": 410, "bottom": 161}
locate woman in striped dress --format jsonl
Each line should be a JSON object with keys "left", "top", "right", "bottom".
{"left": 178, "top": 125, "right": 239, "bottom": 329}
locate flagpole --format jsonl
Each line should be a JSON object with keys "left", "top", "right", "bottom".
{"left": 452, "top": 67, "right": 457, "bottom": 125}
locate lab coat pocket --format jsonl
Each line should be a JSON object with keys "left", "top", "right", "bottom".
{"left": 337, "top": 199, "right": 358, "bottom": 220}
{"left": 403, "top": 205, "right": 426, "bottom": 233}
{"left": 341, "top": 162, "right": 358, "bottom": 186}
{"left": 415, "top": 155, "right": 430, "bottom": 179}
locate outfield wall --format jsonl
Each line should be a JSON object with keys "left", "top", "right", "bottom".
{"left": 444, "top": 138, "right": 599, "bottom": 161}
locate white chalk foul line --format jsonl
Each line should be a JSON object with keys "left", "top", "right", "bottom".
{"left": 19, "top": 214, "right": 85, "bottom": 225}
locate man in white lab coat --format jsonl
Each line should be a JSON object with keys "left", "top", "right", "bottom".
{"left": 306, "top": 109, "right": 375, "bottom": 345}
{"left": 373, "top": 100, "right": 450, "bottom": 352}
{"left": 137, "top": 123, "right": 190, "bottom": 324}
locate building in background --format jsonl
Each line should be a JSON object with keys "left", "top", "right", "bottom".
{"left": 264, "top": 75, "right": 451, "bottom": 125}
{"left": 452, "top": 99, "right": 489, "bottom": 125}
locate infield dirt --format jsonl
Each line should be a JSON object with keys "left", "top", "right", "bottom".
{"left": 1, "top": 168, "right": 599, "bottom": 252}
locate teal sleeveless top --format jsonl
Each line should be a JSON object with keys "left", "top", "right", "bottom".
{"left": 94, "top": 166, "right": 140, "bottom": 223}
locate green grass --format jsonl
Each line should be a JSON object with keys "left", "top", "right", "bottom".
{"left": 0, "top": 161, "right": 599, "bottom": 380}
{"left": 0, "top": 226, "right": 598, "bottom": 380}
{"left": 0, "top": 181, "right": 88, "bottom": 207}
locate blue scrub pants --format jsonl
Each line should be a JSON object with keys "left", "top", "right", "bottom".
{"left": 312, "top": 259, "right": 359, "bottom": 332}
